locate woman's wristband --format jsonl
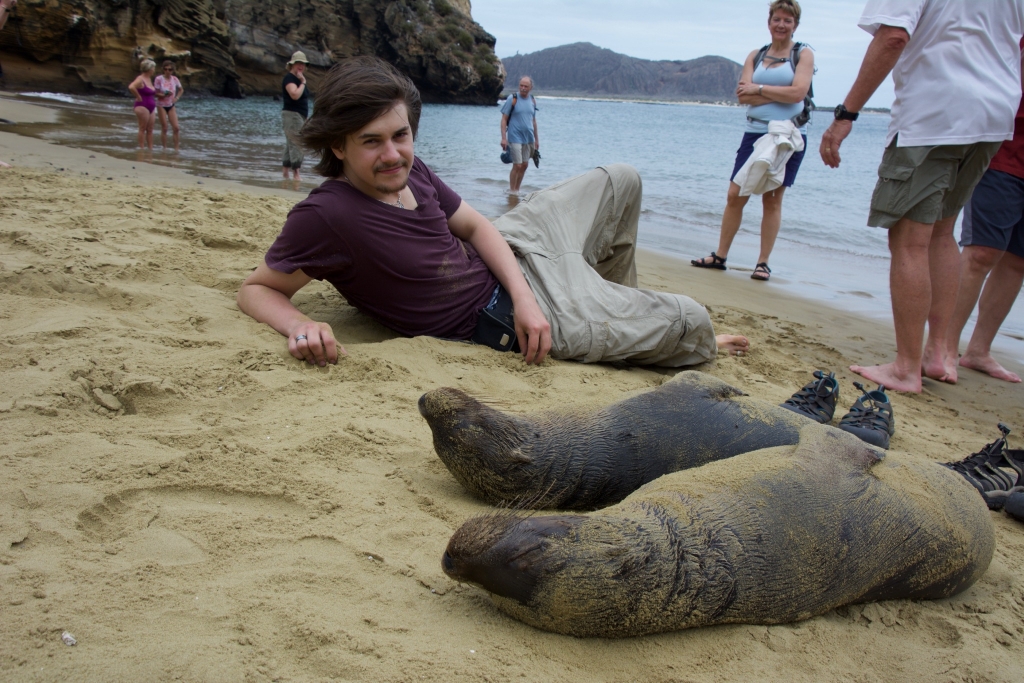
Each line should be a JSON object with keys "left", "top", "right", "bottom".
{"left": 758, "top": 84, "right": 763, "bottom": 96}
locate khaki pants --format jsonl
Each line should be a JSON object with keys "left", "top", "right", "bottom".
{"left": 281, "top": 111, "right": 305, "bottom": 169}
{"left": 494, "top": 164, "right": 717, "bottom": 366}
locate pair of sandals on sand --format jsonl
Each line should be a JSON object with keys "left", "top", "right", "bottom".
{"left": 691, "top": 252, "right": 771, "bottom": 281}
{"left": 783, "top": 370, "right": 1024, "bottom": 522}
{"left": 780, "top": 370, "right": 895, "bottom": 449}
{"left": 943, "top": 423, "right": 1024, "bottom": 522}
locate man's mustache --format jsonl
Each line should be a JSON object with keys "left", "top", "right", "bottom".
{"left": 374, "top": 159, "right": 409, "bottom": 173}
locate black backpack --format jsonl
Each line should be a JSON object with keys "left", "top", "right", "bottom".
{"left": 753, "top": 42, "right": 815, "bottom": 127}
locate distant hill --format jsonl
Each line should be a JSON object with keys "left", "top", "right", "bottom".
{"left": 501, "top": 42, "right": 742, "bottom": 102}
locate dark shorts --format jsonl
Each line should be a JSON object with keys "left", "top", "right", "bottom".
{"left": 961, "top": 169, "right": 1024, "bottom": 259}
{"left": 730, "top": 131, "right": 808, "bottom": 188}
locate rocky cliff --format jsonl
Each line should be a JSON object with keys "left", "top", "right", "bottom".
{"left": 0, "top": 0, "right": 503, "bottom": 103}
{"left": 502, "top": 42, "right": 742, "bottom": 102}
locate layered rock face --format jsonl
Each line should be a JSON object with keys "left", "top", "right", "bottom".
{"left": 503, "top": 42, "right": 742, "bottom": 102}
{"left": 0, "top": 0, "right": 503, "bottom": 103}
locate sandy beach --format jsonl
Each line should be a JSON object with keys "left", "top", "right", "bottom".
{"left": 2, "top": 96, "right": 1024, "bottom": 682}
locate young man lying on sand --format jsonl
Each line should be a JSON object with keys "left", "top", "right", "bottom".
{"left": 237, "top": 57, "right": 748, "bottom": 367}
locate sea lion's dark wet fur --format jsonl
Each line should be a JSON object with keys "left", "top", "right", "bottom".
{"left": 442, "top": 427, "right": 995, "bottom": 637}
{"left": 419, "top": 371, "right": 811, "bottom": 509}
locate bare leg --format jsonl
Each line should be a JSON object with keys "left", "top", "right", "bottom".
{"left": 757, "top": 186, "right": 786, "bottom": 264}
{"left": 946, "top": 245, "right": 1002, "bottom": 362}
{"left": 282, "top": 166, "right": 290, "bottom": 180}
{"left": 921, "top": 215, "right": 961, "bottom": 383}
{"left": 167, "top": 107, "right": 181, "bottom": 150}
{"left": 693, "top": 182, "right": 750, "bottom": 265}
{"left": 509, "top": 162, "right": 528, "bottom": 193}
{"left": 158, "top": 107, "right": 169, "bottom": 148}
{"left": 716, "top": 334, "right": 750, "bottom": 356}
{"left": 134, "top": 106, "right": 149, "bottom": 148}
{"left": 144, "top": 109, "right": 154, "bottom": 149}
{"left": 850, "top": 216, "right": 934, "bottom": 393}
{"left": 960, "top": 251, "right": 1024, "bottom": 382}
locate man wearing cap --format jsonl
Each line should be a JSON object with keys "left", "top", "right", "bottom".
{"left": 282, "top": 51, "right": 311, "bottom": 183}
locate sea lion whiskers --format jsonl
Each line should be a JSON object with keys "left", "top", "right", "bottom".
{"left": 459, "top": 393, "right": 519, "bottom": 412}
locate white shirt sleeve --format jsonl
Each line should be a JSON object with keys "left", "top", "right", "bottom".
{"left": 858, "top": 0, "right": 926, "bottom": 37}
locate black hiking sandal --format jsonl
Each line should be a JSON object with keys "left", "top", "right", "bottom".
{"left": 690, "top": 252, "right": 727, "bottom": 270}
{"left": 751, "top": 262, "right": 772, "bottom": 281}
{"left": 837, "top": 382, "right": 895, "bottom": 450}
{"left": 780, "top": 370, "right": 839, "bottom": 424}
{"left": 943, "top": 424, "right": 1024, "bottom": 510}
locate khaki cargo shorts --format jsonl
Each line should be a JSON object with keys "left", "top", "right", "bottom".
{"left": 867, "top": 136, "right": 1003, "bottom": 229}
{"left": 509, "top": 142, "right": 535, "bottom": 165}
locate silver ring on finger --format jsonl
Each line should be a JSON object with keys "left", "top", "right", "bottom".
{"left": 295, "top": 334, "right": 307, "bottom": 342}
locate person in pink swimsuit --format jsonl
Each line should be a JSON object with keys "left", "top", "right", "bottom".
{"left": 154, "top": 60, "right": 184, "bottom": 150}
{"left": 128, "top": 59, "right": 157, "bottom": 149}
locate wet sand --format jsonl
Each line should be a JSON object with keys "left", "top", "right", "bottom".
{"left": 2, "top": 97, "right": 1024, "bottom": 682}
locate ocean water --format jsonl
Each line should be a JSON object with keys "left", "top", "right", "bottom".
{"left": 10, "top": 91, "right": 1024, "bottom": 362}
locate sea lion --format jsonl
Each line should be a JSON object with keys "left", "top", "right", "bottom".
{"left": 441, "top": 426, "right": 995, "bottom": 638}
{"left": 418, "top": 371, "right": 812, "bottom": 510}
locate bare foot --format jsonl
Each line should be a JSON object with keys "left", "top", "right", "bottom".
{"left": 717, "top": 334, "right": 749, "bottom": 356}
{"left": 0, "top": 160, "right": 11, "bottom": 168}
{"left": 959, "top": 352, "right": 1022, "bottom": 383}
{"left": 921, "top": 348, "right": 957, "bottom": 384}
{"left": 850, "top": 362, "right": 922, "bottom": 393}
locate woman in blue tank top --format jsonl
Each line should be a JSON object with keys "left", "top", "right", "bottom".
{"left": 691, "top": 0, "right": 814, "bottom": 282}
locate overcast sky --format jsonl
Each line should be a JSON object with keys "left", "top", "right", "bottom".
{"left": 469, "top": 0, "right": 894, "bottom": 108}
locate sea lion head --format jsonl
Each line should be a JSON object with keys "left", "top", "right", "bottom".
{"left": 442, "top": 500, "right": 741, "bottom": 636}
{"left": 419, "top": 388, "right": 536, "bottom": 502}
{"left": 441, "top": 511, "right": 578, "bottom": 605}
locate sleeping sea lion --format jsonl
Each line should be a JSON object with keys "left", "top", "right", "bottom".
{"left": 418, "top": 371, "right": 811, "bottom": 510}
{"left": 441, "top": 426, "right": 995, "bottom": 638}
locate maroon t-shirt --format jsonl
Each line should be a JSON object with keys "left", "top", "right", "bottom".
{"left": 265, "top": 157, "right": 498, "bottom": 339}
{"left": 988, "top": 40, "right": 1024, "bottom": 180}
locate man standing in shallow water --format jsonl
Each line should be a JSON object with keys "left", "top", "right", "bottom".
{"left": 237, "top": 57, "right": 747, "bottom": 368}
{"left": 820, "top": 0, "right": 1024, "bottom": 393}
{"left": 500, "top": 76, "right": 539, "bottom": 194}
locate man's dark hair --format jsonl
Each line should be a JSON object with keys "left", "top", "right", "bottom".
{"left": 300, "top": 56, "right": 422, "bottom": 178}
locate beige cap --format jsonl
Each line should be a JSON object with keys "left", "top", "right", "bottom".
{"left": 286, "top": 51, "right": 309, "bottom": 67}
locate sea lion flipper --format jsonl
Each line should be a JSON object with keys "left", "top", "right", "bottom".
{"left": 794, "top": 424, "right": 885, "bottom": 470}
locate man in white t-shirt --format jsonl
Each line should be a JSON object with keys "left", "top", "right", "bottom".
{"left": 819, "top": 0, "right": 1024, "bottom": 393}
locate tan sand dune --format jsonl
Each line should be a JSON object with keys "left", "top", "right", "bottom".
{"left": 1, "top": 115, "right": 1023, "bottom": 681}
